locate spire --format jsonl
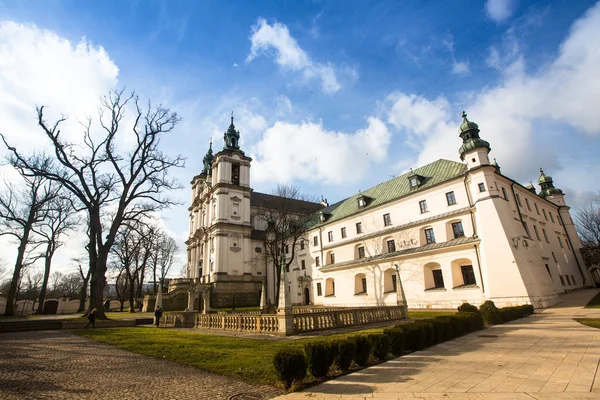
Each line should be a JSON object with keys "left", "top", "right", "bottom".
{"left": 201, "top": 140, "right": 214, "bottom": 175}
{"left": 223, "top": 112, "right": 241, "bottom": 152}
{"left": 492, "top": 158, "right": 501, "bottom": 174}
{"left": 458, "top": 111, "right": 490, "bottom": 161}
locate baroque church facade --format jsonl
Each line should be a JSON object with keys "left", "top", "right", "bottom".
{"left": 186, "top": 113, "right": 590, "bottom": 309}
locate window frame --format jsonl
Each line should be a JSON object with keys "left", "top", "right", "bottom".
{"left": 461, "top": 265, "right": 477, "bottom": 285}
{"left": 341, "top": 227, "right": 347, "bottom": 238}
{"left": 316, "top": 282, "right": 322, "bottom": 296}
{"left": 357, "top": 246, "right": 365, "bottom": 259}
{"left": 419, "top": 200, "right": 428, "bottom": 214}
{"left": 383, "top": 213, "right": 392, "bottom": 226}
{"left": 424, "top": 228, "right": 435, "bottom": 244}
{"left": 451, "top": 221, "right": 464, "bottom": 238}
{"left": 478, "top": 183, "right": 486, "bottom": 192}
{"left": 502, "top": 187, "right": 508, "bottom": 201}
{"left": 328, "top": 231, "right": 333, "bottom": 242}
{"left": 301, "top": 260, "right": 306, "bottom": 270}
{"left": 329, "top": 252, "right": 335, "bottom": 265}
{"left": 387, "top": 239, "right": 396, "bottom": 253}
{"left": 315, "top": 256, "right": 320, "bottom": 267}
{"left": 432, "top": 269, "right": 445, "bottom": 289}
{"left": 446, "top": 191, "right": 457, "bottom": 206}
{"left": 356, "top": 222, "right": 363, "bottom": 234}
{"left": 313, "top": 236, "right": 318, "bottom": 246}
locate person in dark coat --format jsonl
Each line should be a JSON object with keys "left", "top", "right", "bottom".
{"left": 154, "top": 306, "right": 163, "bottom": 327}
{"left": 85, "top": 308, "right": 97, "bottom": 329}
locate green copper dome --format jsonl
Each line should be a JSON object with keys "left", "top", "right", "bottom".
{"left": 201, "top": 141, "right": 214, "bottom": 175}
{"left": 537, "top": 168, "right": 563, "bottom": 198}
{"left": 224, "top": 114, "right": 241, "bottom": 151}
{"left": 538, "top": 168, "right": 552, "bottom": 184}
{"left": 458, "top": 111, "right": 479, "bottom": 134}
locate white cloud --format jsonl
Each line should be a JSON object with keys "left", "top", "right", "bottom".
{"left": 251, "top": 117, "right": 390, "bottom": 184}
{"left": 452, "top": 60, "right": 470, "bottom": 76}
{"left": 485, "top": 0, "right": 516, "bottom": 23}
{"left": 386, "top": 1, "right": 600, "bottom": 186}
{"left": 246, "top": 18, "right": 345, "bottom": 94}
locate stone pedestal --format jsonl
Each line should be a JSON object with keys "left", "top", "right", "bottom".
{"left": 395, "top": 264, "right": 409, "bottom": 319}
{"left": 202, "top": 291, "right": 211, "bottom": 314}
{"left": 277, "top": 254, "right": 293, "bottom": 335}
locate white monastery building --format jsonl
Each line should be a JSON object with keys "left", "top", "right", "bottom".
{"left": 186, "top": 113, "right": 591, "bottom": 309}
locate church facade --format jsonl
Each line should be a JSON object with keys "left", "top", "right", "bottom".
{"left": 186, "top": 113, "right": 590, "bottom": 309}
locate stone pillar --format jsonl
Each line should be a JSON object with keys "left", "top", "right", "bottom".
{"left": 278, "top": 254, "right": 294, "bottom": 335}
{"left": 156, "top": 281, "right": 163, "bottom": 309}
{"left": 202, "top": 291, "right": 211, "bottom": 314}
{"left": 394, "top": 264, "right": 409, "bottom": 319}
{"left": 260, "top": 279, "right": 267, "bottom": 311}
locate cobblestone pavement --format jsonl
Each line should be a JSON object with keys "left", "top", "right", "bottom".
{"left": 275, "top": 289, "right": 600, "bottom": 400}
{"left": 0, "top": 330, "right": 281, "bottom": 400}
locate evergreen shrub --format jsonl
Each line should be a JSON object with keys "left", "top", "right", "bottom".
{"left": 457, "top": 302, "right": 479, "bottom": 313}
{"left": 368, "top": 333, "right": 390, "bottom": 361}
{"left": 273, "top": 348, "right": 307, "bottom": 389}
{"left": 334, "top": 338, "right": 355, "bottom": 372}
{"left": 304, "top": 341, "right": 334, "bottom": 379}
{"left": 383, "top": 327, "right": 405, "bottom": 357}
{"left": 479, "top": 300, "right": 503, "bottom": 325}
{"left": 354, "top": 335, "right": 372, "bottom": 366}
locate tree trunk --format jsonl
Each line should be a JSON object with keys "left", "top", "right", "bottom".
{"left": 4, "top": 226, "right": 32, "bottom": 316}
{"left": 136, "top": 265, "right": 146, "bottom": 298}
{"left": 153, "top": 269, "right": 157, "bottom": 294}
{"left": 36, "top": 246, "right": 53, "bottom": 314}
{"left": 128, "top": 271, "right": 136, "bottom": 313}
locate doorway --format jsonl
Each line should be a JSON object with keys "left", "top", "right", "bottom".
{"left": 304, "top": 287, "right": 310, "bottom": 305}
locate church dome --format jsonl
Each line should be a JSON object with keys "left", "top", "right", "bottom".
{"left": 538, "top": 168, "right": 553, "bottom": 184}
{"left": 458, "top": 111, "right": 479, "bottom": 134}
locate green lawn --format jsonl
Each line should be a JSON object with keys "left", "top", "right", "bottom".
{"left": 575, "top": 318, "right": 600, "bottom": 329}
{"left": 408, "top": 310, "right": 456, "bottom": 318}
{"left": 584, "top": 292, "right": 600, "bottom": 308}
{"left": 76, "top": 325, "right": 391, "bottom": 386}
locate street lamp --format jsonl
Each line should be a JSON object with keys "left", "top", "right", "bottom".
{"left": 394, "top": 264, "right": 409, "bottom": 319}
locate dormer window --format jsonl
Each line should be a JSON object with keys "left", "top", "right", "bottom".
{"left": 358, "top": 197, "right": 366, "bottom": 208}
{"left": 409, "top": 177, "right": 418, "bottom": 187}
{"left": 356, "top": 194, "right": 372, "bottom": 209}
{"left": 408, "top": 173, "right": 424, "bottom": 188}
{"left": 318, "top": 211, "right": 331, "bottom": 223}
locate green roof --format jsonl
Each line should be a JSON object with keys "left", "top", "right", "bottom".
{"left": 310, "top": 159, "right": 467, "bottom": 228}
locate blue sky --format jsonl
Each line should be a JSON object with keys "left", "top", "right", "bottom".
{"left": 1, "top": 0, "right": 599, "bottom": 275}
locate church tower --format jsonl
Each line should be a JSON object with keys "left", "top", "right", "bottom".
{"left": 458, "top": 111, "right": 491, "bottom": 170}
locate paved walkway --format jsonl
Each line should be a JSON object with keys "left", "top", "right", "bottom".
{"left": 274, "top": 289, "right": 600, "bottom": 400}
{"left": 0, "top": 330, "right": 281, "bottom": 400}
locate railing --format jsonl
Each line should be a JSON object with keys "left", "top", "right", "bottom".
{"left": 163, "top": 305, "right": 404, "bottom": 335}
{"left": 293, "top": 306, "right": 405, "bottom": 334}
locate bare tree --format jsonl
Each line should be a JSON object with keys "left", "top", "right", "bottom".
{"left": 575, "top": 197, "right": 600, "bottom": 267}
{"left": 157, "top": 232, "right": 178, "bottom": 287}
{"left": 1, "top": 89, "right": 185, "bottom": 318}
{"left": 111, "top": 223, "right": 144, "bottom": 312}
{"left": 0, "top": 176, "right": 58, "bottom": 315}
{"left": 252, "top": 184, "right": 321, "bottom": 307}
{"left": 75, "top": 262, "right": 91, "bottom": 313}
{"left": 35, "top": 197, "right": 78, "bottom": 314}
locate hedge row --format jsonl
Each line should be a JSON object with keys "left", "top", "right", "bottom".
{"left": 273, "top": 311, "right": 484, "bottom": 389}
{"left": 477, "top": 301, "right": 534, "bottom": 325}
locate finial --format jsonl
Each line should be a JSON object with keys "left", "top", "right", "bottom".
{"left": 494, "top": 158, "right": 497, "bottom": 163}
{"left": 540, "top": 167, "right": 544, "bottom": 174}
{"left": 231, "top": 111, "right": 234, "bottom": 124}
{"left": 209, "top": 140, "right": 212, "bottom": 149}
{"left": 462, "top": 110, "right": 467, "bottom": 120}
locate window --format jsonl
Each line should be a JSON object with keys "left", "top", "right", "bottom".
{"left": 550, "top": 213, "right": 555, "bottom": 223}
{"left": 535, "top": 203, "right": 540, "bottom": 215}
{"left": 383, "top": 213, "right": 392, "bottom": 226}
{"left": 315, "top": 256, "right": 320, "bottom": 267}
{"left": 329, "top": 253, "right": 335, "bottom": 264}
{"left": 301, "top": 260, "right": 306, "bottom": 270}
{"left": 341, "top": 227, "right": 347, "bottom": 238}
{"left": 543, "top": 209, "right": 547, "bottom": 220}
{"left": 516, "top": 193, "right": 522, "bottom": 207}
{"left": 328, "top": 231, "right": 333, "bottom": 242}
{"left": 534, "top": 225, "right": 541, "bottom": 241}
{"left": 566, "top": 275, "right": 572, "bottom": 286}
{"left": 446, "top": 191, "right": 457, "bottom": 205}
{"left": 461, "top": 265, "right": 477, "bottom": 285}
{"left": 356, "top": 222, "right": 363, "bottom": 234}
{"left": 545, "top": 264, "right": 552, "bottom": 280}
{"left": 409, "top": 177, "right": 419, "bottom": 187}
{"left": 313, "top": 236, "right": 318, "bottom": 246}
{"left": 425, "top": 228, "right": 435, "bottom": 244}
{"left": 523, "top": 222, "right": 531, "bottom": 237}
{"left": 300, "top": 240, "right": 305, "bottom": 250}
{"left": 558, "top": 236, "right": 563, "bottom": 248}
{"left": 478, "top": 183, "right": 486, "bottom": 192}
{"left": 566, "top": 239, "right": 572, "bottom": 250}
{"left": 525, "top": 198, "right": 531, "bottom": 211}
{"left": 543, "top": 228, "right": 549, "bottom": 243}
{"left": 551, "top": 252, "right": 557, "bottom": 263}
{"left": 432, "top": 269, "right": 445, "bottom": 288}
{"left": 285, "top": 245, "right": 289, "bottom": 254}
{"left": 362, "top": 277, "right": 367, "bottom": 293}
{"left": 572, "top": 275, "right": 576, "bottom": 285}
{"left": 419, "top": 200, "right": 428, "bottom": 214}
{"left": 231, "top": 164, "right": 240, "bottom": 185}
{"left": 316, "top": 283, "right": 322, "bottom": 296}
{"left": 502, "top": 187, "right": 508, "bottom": 201}
{"left": 452, "top": 221, "right": 464, "bottom": 238}
{"left": 559, "top": 275, "right": 565, "bottom": 286}
{"left": 357, "top": 197, "right": 366, "bottom": 208}
{"left": 392, "top": 274, "right": 397, "bottom": 292}
{"left": 387, "top": 240, "right": 396, "bottom": 253}
{"left": 357, "top": 246, "right": 365, "bottom": 259}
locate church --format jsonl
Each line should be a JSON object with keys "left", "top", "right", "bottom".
{"left": 185, "top": 113, "right": 590, "bottom": 310}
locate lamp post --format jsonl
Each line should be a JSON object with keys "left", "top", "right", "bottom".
{"left": 394, "top": 264, "right": 409, "bottom": 319}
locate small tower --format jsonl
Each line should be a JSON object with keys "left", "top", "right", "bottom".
{"left": 538, "top": 168, "right": 565, "bottom": 206}
{"left": 201, "top": 141, "right": 214, "bottom": 176}
{"left": 458, "top": 111, "right": 491, "bottom": 169}
{"left": 223, "top": 113, "right": 242, "bottom": 152}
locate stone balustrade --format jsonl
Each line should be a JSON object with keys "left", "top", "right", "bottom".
{"left": 163, "top": 305, "right": 404, "bottom": 335}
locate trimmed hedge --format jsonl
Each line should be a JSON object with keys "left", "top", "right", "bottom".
{"left": 383, "top": 327, "right": 405, "bottom": 357}
{"left": 457, "top": 302, "right": 479, "bottom": 313}
{"left": 401, "top": 323, "right": 428, "bottom": 351}
{"left": 304, "top": 341, "right": 335, "bottom": 378}
{"left": 499, "top": 304, "right": 534, "bottom": 323}
{"left": 368, "top": 333, "right": 390, "bottom": 361}
{"left": 354, "top": 335, "right": 372, "bottom": 366}
{"left": 333, "top": 338, "right": 355, "bottom": 372}
{"left": 273, "top": 348, "right": 307, "bottom": 389}
{"left": 479, "top": 300, "right": 503, "bottom": 325}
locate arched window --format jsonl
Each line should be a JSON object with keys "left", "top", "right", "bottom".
{"left": 423, "top": 262, "right": 444, "bottom": 290}
{"left": 451, "top": 258, "right": 476, "bottom": 288}
{"left": 421, "top": 226, "right": 436, "bottom": 245}
{"left": 355, "top": 244, "right": 366, "bottom": 259}
{"left": 382, "top": 236, "right": 396, "bottom": 253}
{"left": 325, "top": 251, "right": 335, "bottom": 265}
{"left": 383, "top": 268, "right": 397, "bottom": 293}
{"left": 325, "top": 278, "right": 335, "bottom": 296}
{"left": 354, "top": 273, "right": 367, "bottom": 294}
{"left": 446, "top": 219, "right": 465, "bottom": 240}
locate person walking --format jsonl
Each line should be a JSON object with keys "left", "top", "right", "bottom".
{"left": 85, "top": 308, "right": 97, "bottom": 329}
{"left": 154, "top": 306, "right": 163, "bottom": 328}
